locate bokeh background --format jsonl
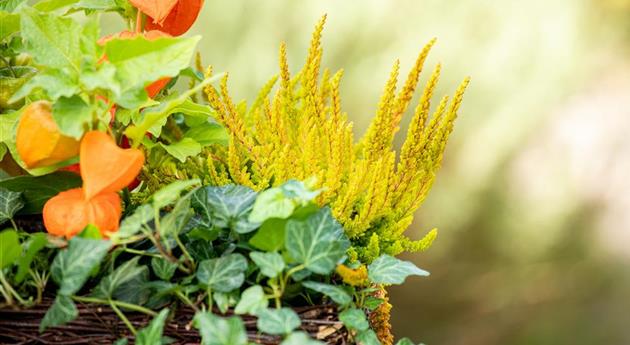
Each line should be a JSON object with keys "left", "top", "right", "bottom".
{"left": 113, "top": 1, "right": 630, "bottom": 343}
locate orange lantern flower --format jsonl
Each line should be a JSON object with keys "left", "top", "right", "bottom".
{"left": 139, "top": 0, "right": 204, "bottom": 36}
{"left": 98, "top": 30, "right": 172, "bottom": 98}
{"left": 16, "top": 101, "right": 80, "bottom": 169}
{"left": 42, "top": 131, "right": 144, "bottom": 238}
{"left": 43, "top": 188, "right": 121, "bottom": 238}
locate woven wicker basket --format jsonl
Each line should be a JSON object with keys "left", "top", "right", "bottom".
{"left": 0, "top": 298, "right": 349, "bottom": 345}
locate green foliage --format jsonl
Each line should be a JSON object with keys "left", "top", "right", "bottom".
{"left": 233, "top": 285, "right": 267, "bottom": 315}
{"left": 196, "top": 254, "right": 248, "bottom": 292}
{"left": 192, "top": 185, "right": 258, "bottom": 234}
{"left": 0, "top": 172, "right": 81, "bottom": 214}
{"left": 92, "top": 257, "right": 147, "bottom": 299}
{"left": 285, "top": 207, "right": 349, "bottom": 274}
{"left": 367, "top": 254, "right": 429, "bottom": 285}
{"left": 135, "top": 308, "right": 170, "bottom": 345}
{"left": 40, "top": 295, "right": 78, "bottom": 332}
{"left": 250, "top": 251, "right": 284, "bottom": 278}
{"left": 339, "top": 308, "right": 370, "bottom": 332}
{"left": 302, "top": 281, "right": 352, "bottom": 306}
{"left": 0, "top": 228, "right": 21, "bottom": 269}
{"left": 256, "top": 308, "right": 301, "bottom": 335}
{"left": 356, "top": 329, "right": 381, "bottom": 345}
{"left": 50, "top": 237, "right": 111, "bottom": 295}
{"left": 151, "top": 257, "right": 178, "bottom": 281}
{"left": 194, "top": 312, "right": 248, "bottom": 345}
{"left": 0, "top": 187, "right": 23, "bottom": 225}
{"left": 15, "top": 232, "right": 47, "bottom": 282}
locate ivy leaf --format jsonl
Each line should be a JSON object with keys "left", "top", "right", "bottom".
{"left": 196, "top": 253, "right": 247, "bottom": 293}
{"left": 285, "top": 207, "right": 349, "bottom": 275}
{"left": 193, "top": 185, "right": 258, "bottom": 234}
{"left": 20, "top": 7, "right": 83, "bottom": 70}
{"left": 256, "top": 308, "right": 301, "bottom": 335}
{"left": 280, "top": 180, "right": 321, "bottom": 203}
{"left": 193, "top": 312, "right": 248, "bottom": 345}
{"left": 395, "top": 339, "right": 416, "bottom": 345}
{"left": 92, "top": 257, "right": 148, "bottom": 299}
{"left": 0, "top": 187, "right": 23, "bottom": 225}
{"left": 249, "top": 218, "right": 286, "bottom": 252}
{"left": 250, "top": 252, "right": 285, "bottom": 278}
{"left": 339, "top": 308, "right": 369, "bottom": 331}
{"left": 356, "top": 329, "right": 381, "bottom": 345}
{"left": 136, "top": 308, "right": 170, "bottom": 345}
{"left": 213, "top": 291, "right": 238, "bottom": 314}
{"left": 234, "top": 285, "right": 267, "bottom": 316}
{"left": 152, "top": 179, "right": 199, "bottom": 209}
{"left": 113, "top": 267, "right": 150, "bottom": 306}
{"left": 151, "top": 257, "right": 178, "bottom": 281}
{"left": 301, "top": 281, "right": 352, "bottom": 307}
{"left": 0, "top": 171, "right": 82, "bottom": 214}
{"left": 39, "top": 295, "right": 78, "bottom": 332}
{"left": 159, "top": 190, "right": 193, "bottom": 238}
{"left": 15, "top": 232, "right": 47, "bottom": 283}
{"left": 281, "top": 332, "right": 325, "bottom": 345}
{"left": 111, "top": 204, "right": 154, "bottom": 242}
{"left": 363, "top": 296, "right": 384, "bottom": 311}
{"left": 248, "top": 188, "right": 294, "bottom": 223}
{"left": 367, "top": 255, "right": 429, "bottom": 285}
{"left": 159, "top": 138, "right": 201, "bottom": 163}
{"left": 52, "top": 95, "right": 92, "bottom": 139}
{"left": 0, "top": 229, "right": 20, "bottom": 269}
{"left": 50, "top": 237, "right": 111, "bottom": 295}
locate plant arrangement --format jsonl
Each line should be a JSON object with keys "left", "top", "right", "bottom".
{"left": 0, "top": 1, "right": 468, "bottom": 344}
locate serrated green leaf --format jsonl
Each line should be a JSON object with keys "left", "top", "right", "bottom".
{"left": 285, "top": 207, "right": 349, "bottom": 275}
{"left": 249, "top": 218, "right": 287, "bottom": 252}
{"left": 20, "top": 8, "right": 83, "bottom": 70}
{"left": 280, "top": 332, "right": 325, "bottom": 345}
{"left": 152, "top": 179, "right": 200, "bottom": 209}
{"left": 151, "top": 257, "right": 178, "bottom": 281}
{"left": 39, "top": 295, "right": 78, "bottom": 332}
{"left": 52, "top": 95, "right": 92, "bottom": 139}
{"left": 111, "top": 204, "right": 154, "bottom": 242}
{"left": 193, "top": 185, "right": 258, "bottom": 234}
{"left": 9, "top": 68, "right": 78, "bottom": 104}
{"left": 356, "top": 329, "right": 381, "bottom": 345}
{"left": 160, "top": 138, "right": 201, "bottom": 163}
{"left": 302, "top": 281, "right": 352, "bottom": 306}
{"left": 196, "top": 253, "right": 247, "bottom": 293}
{"left": 50, "top": 237, "right": 111, "bottom": 295}
{"left": 367, "top": 255, "right": 429, "bottom": 285}
{"left": 92, "top": 257, "right": 147, "bottom": 299}
{"left": 339, "top": 308, "right": 369, "bottom": 331}
{"left": 15, "top": 232, "right": 47, "bottom": 282}
{"left": 250, "top": 251, "right": 285, "bottom": 278}
{"left": 194, "top": 312, "right": 248, "bottom": 345}
{"left": 256, "top": 308, "right": 301, "bottom": 335}
{"left": 234, "top": 285, "right": 267, "bottom": 316}
{"left": 0, "top": 187, "right": 23, "bottom": 225}
{"left": 0, "top": 228, "right": 20, "bottom": 269}
{"left": 136, "top": 308, "right": 169, "bottom": 345}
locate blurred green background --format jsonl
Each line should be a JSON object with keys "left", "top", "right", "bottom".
{"left": 111, "top": 0, "right": 630, "bottom": 343}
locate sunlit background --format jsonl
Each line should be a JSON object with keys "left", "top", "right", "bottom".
{"left": 111, "top": 1, "right": 630, "bottom": 343}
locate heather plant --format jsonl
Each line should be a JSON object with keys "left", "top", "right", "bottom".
{"left": 146, "top": 16, "right": 469, "bottom": 263}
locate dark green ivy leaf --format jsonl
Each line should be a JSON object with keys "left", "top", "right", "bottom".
{"left": 39, "top": 295, "right": 78, "bottom": 332}
{"left": 50, "top": 237, "right": 111, "bottom": 295}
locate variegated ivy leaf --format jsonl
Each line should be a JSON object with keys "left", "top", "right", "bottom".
{"left": 339, "top": 308, "right": 369, "bottom": 331}
{"left": 193, "top": 312, "right": 248, "bottom": 345}
{"left": 111, "top": 204, "right": 154, "bottom": 242}
{"left": 356, "top": 329, "right": 381, "bottom": 345}
{"left": 196, "top": 253, "right": 248, "bottom": 293}
{"left": 135, "top": 308, "right": 170, "bottom": 345}
{"left": 367, "top": 254, "right": 429, "bottom": 285}
{"left": 152, "top": 179, "right": 200, "bottom": 209}
{"left": 50, "top": 237, "right": 111, "bottom": 296}
{"left": 92, "top": 257, "right": 148, "bottom": 299}
{"left": 39, "top": 295, "right": 78, "bottom": 332}
{"left": 151, "top": 257, "right": 178, "bottom": 281}
{"left": 234, "top": 285, "right": 267, "bottom": 316}
{"left": 0, "top": 187, "right": 23, "bottom": 225}
{"left": 192, "top": 185, "right": 259, "bottom": 234}
{"left": 302, "top": 281, "right": 352, "bottom": 307}
{"left": 256, "top": 308, "right": 301, "bottom": 335}
{"left": 285, "top": 207, "right": 349, "bottom": 275}
{"left": 281, "top": 332, "right": 326, "bottom": 345}
{"left": 248, "top": 179, "right": 321, "bottom": 224}
{"left": 250, "top": 251, "right": 285, "bottom": 278}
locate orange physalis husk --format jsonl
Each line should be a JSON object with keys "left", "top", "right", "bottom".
{"left": 145, "top": 0, "right": 204, "bottom": 36}
{"left": 98, "top": 30, "right": 172, "bottom": 98}
{"left": 43, "top": 188, "right": 121, "bottom": 238}
{"left": 80, "top": 131, "right": 144, "bottom": 200}
{"left": 129, "top": 0, "right": 178, "bottom": 25}
{"left": 16, "top": 101, "right": 80, "bottom": 169}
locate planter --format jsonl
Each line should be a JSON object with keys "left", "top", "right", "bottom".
{"left": 0, "top": 298, "right": 349, "bottom": 345}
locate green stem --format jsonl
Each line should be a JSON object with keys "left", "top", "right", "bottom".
{"left": 72, "top": 296, "right": 157, "bottom": 316}
{"left": 175, "top": 291, "right": 198, "bottom": 312}
{"left": 0, "top": 285, "right": 12, "bottom": 305}
{"left": 9, "top": 218, "right": 18, "bottom": 231}
{"left": 0, "top": 270, "right": 26, "bottom": 305}
{"left": 110, "top": 299, "right": 137, "bottom": 335}
{"left": 174, "top": 234, "right": 195, "bottom": 271}
{"left": 123, "top": 247, "right": 162, "bottom": 258}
